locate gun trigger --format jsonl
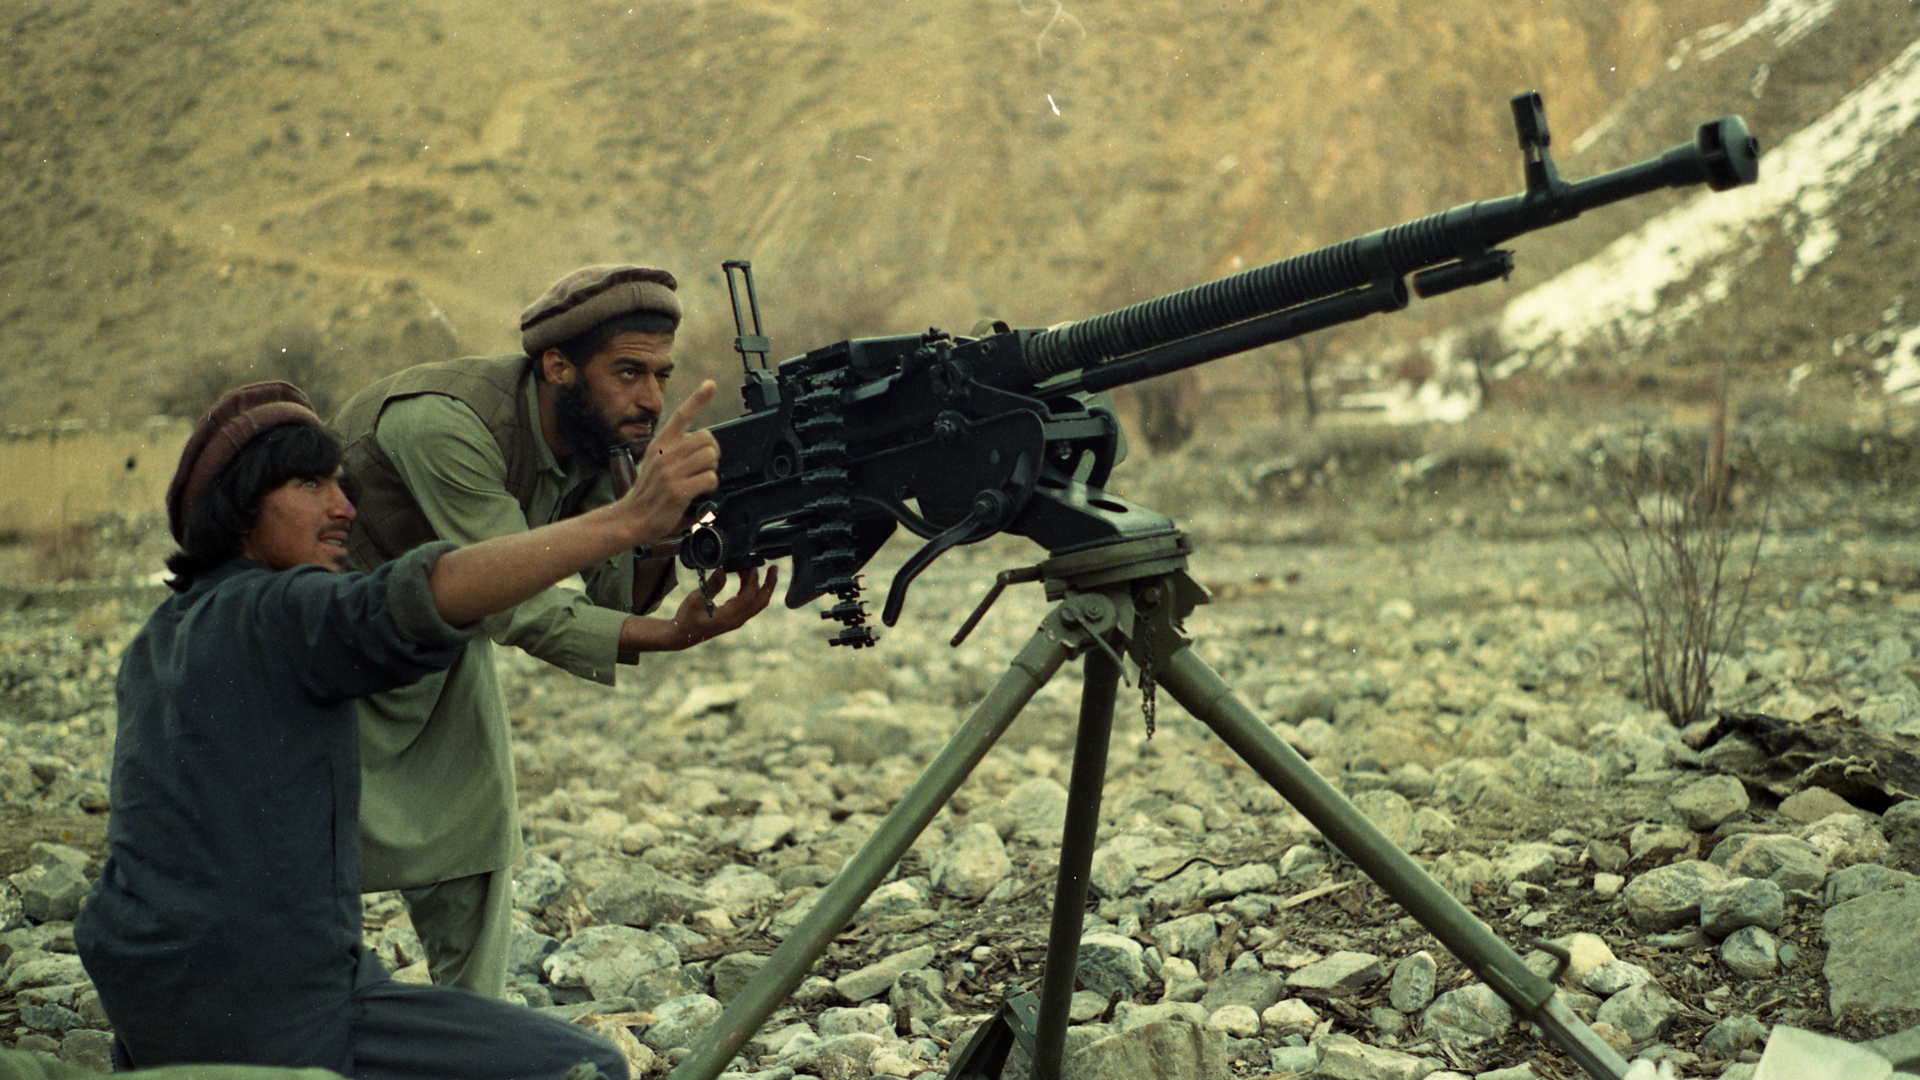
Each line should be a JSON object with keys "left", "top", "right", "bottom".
{"left": 950, "top": 564, "right": 1043, "bottom": 648}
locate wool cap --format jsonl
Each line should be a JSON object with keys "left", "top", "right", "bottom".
{"left": 166, "top": 381, "right": 322, "bottom": 543}
{"left": 520, "top": 264, "right": 681, "bottom": 356}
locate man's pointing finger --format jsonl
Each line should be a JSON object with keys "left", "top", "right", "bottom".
{"left": 657, "top": 380, "right": 718, "bottom": 444}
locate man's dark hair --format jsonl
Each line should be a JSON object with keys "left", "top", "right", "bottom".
{"left": 543, "top": 310, "right": 678, "bottom": 379}
{"left": 164, "top": 424, "right": 344, "bottom": 591}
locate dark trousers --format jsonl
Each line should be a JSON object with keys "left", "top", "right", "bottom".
{"left": 348, "top": 980, "right": 629, "bottom": 1080}
{"left": 110, "top": 978, "right": 629, "bottom": 1080}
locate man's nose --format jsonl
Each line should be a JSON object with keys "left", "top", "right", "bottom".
{"left": 327, "top": 485, "right": 357, "bottom": 520}
{"left": 637, "top": 376, "right": 665, "bottom": 415}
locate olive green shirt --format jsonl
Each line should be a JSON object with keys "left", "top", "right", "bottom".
{"left": 355, "top": 372, "right": 660, "bottom": 889}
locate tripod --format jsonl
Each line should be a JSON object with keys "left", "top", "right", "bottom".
{"left": 664, "top": 532, "right": 1631, "bottom": 1080}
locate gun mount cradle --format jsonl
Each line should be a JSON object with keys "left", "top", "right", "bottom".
{"left": 661, "top": 93, "right": 1762, "bottom": 1080}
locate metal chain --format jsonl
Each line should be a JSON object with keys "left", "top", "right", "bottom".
{"left": 1140, "top": 631, "right": 1157, "bottom": 739}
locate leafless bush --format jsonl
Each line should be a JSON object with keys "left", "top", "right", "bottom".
{"left": 1588, "top": 422, "right": 1767, "bottom": 727}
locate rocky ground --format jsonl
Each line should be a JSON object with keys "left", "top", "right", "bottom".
{"left": 3, "top": 452, "right": 1920, "bottom": 1078}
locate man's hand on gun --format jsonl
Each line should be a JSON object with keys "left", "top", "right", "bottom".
{"left": 619, "top": 379, "right": 722, "bottom": 544}
{"left": 615, "top": 379, "right": 780, "bottom": 651}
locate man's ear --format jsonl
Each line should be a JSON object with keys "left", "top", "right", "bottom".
{"left": 540, "top": 348, "right": 576, "bottom": 386}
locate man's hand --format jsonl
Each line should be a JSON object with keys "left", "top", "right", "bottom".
{"left": 617, "top": 380, "right": 720, "bottom": 545}
{"left": 620, "top": 565, "right": 780, "bottom": 654}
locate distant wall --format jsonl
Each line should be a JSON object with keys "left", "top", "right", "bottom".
{"left": 0, "top": 419, "right": 191, "bottom": 534}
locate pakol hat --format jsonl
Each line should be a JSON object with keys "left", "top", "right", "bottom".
{"left": 166, "top": 381, "right": 322, "bottom": 543}
{"left": 520, "top": 264, "right": 681, "bottom": 356}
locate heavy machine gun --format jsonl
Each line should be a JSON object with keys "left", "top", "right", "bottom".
{"left": 665, "top": 93, "right": 1760, "bottom": 1080}
{"left": 679, "top": 92, "right": 1759, "bottom": 650}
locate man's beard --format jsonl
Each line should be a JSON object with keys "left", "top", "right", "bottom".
{"left": 554, "top": 380, "right": 645, "bottom": 469}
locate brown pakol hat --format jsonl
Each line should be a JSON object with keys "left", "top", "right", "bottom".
{"left": 520, "top": 264, "right": 681, "bottom": 356}
{"left": 166, "top": 381, "right": 322, "bottom": 543}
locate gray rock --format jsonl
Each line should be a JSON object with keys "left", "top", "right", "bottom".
{"left": 1430, "top": 851, "right": 1497, "bottom": 902}
{"left": 1070, "top": 989, "right": 1109, "bottom": 1022}
{"left": 1260, "top": 998, "right": 1318, "bottom": 1038}
{"left": 1884, "top": 800, "right": 1920, "bottom": 866}
{"left": 1206, "top": 1004, "right": 1259, "bottom": 1038}
{"left": 1076, "top": 933, "right": 1149, "bottom": 1000}
{"left": 0, "top": 881, "right": 21, "bottom": 935}
{"left": 1067, "top": 1018, "right": 1225, "bottom": 1080}
{"left": 738, "top": 812, "right": 795, "bottom": 855}
{"left": 512, "top": 851, "right": 570, "bottom": 910}
{"left": 1388, "top": 762, "right": 1436, "bottom": 799}
{"left": 1089, "top": 845, "right": 1141, "bottom": 897}
{"left": 1708, "top": 833, "right": 1829, "bottom": 895}
{"left": 1495, "top": 843, "right": 1567, "bottom": 884}
{"left": 1145, "top": 864, "right": 1225, "bottom": 908}
{"left": 1268, "top": 1043, "right": 1320, "bottom": 1074}
{"left": 1721, "top": 926, "right": 1780, "bottom": 979}
{"left": 704, "top": 864, "right": 782, "bottom": 916}
{"left": 1580, "top": 960, "right": 1652, "bottom": 996}
{"left": 21, "top": 863, "right": 87, "bottom": 923}
{"left": 1670, "top": 775, "right": 1750, "bottom": 830}
{"left": 1278, "top": 844, "right": 1327, "bottom": 881}
{"left": 58, "top": 1029, "right": 115, "bottom": 1072}
{"left": 889, "top": 967, "right": 949, "bottom": 1024}
{"left": 1158, "top": 956, "right": 1207, "bottom": 1003}
{"left": 835, "top": 943, "right": 937, "bottom": 1002}
{"left": 1586, "top": 839, "right": 1629, "bottom": 873}
{"left": 1824, "top": 864, "right": 1917, "bottom": 907}
{"left": 989, "top": 777, "right": 1070, "bottom": 842}
{"left": 1286, "top": 951, "right": 1385, "bottom": 994}
{"left": 542, "top": 925, "right": 687, "bottom": 1007}
{"left": 817, "top": 1003, "right": 892, "bottom": 1038}
{"left": 1699, "top": 876, "right": 1785, "bottom": 937}
{"left": 1351, "top": 789, "right": 1423, "bottom": 852}
{"left": 710, "top": 952, "right": 769, "bottom": 1004}
{"left": 1797, "top": 813, "right": 1889, "bottom": 869}
{"left": 1151, "top": 913, "right": 1219, "bottom": 959}
{"left": 1422, "top": 984, "right": 1513, "bottom": 1046}
{"left": 1217, "top": 862, "right": 1279, "bottom": 897}
{"left": 642, "top": 993, "right": 723, "bottom": 1051}
{"left": 1751, "top": 1024, "right": 1896, "bottom": 1080}
{"left": 1197, "top": 967, "right": 1286, "bottom": 1015}
{"left": 586, "top": 862, "right": 713, "bottom": 928}
{"left": 1823, "top": 883, "right": 1920, "bottom": 1018}
{"left": 1701, "top": 1014, "right": 1769, "bottom": 1057}
{"left": 1388, "top": 951, "right": 1437, "bottom": 1013}
{"left": 6, "top": 953, "right": 87, "bottom": 991}
{"left": 782, "top": 1031, "right": 883, "bottom": 1080}
{"left": 1627, "top": 822, "right": 1695, "bottom": 864}
{"left": 506, "top": 925, "right": 560, "bottom": 979}
{"left": 1621, "top": 860, "right": 1726, "bottom": 931}
{"left": 1112, "top": 1000, "right": 1209, "bottom": 1031}
{"left": 1312, "top": 1032, "right": 1433, "bottom": 1080}
{"left": 931, "top": 822, "right": 1013, "bottom": 900}
{"left": 1778, "top": 787, "right": 1868, "bottom": 825}
{"left": 1594, "top": 981, "right": 1681, "bottom": 1043}
{"left": 19, "top": 1003, "right": 83, "bottom": 1033}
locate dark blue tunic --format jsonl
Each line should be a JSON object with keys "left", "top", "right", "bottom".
{"left": 75, "top": 544, "right": 470, "bottom": 1070}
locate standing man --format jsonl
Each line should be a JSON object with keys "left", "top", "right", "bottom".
{"left": 328, "top": 264, "right": 778, "bottom": 998}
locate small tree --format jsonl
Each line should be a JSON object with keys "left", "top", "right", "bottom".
{"left": 1588, "top": 390, "right": 1766, "bottom": 726}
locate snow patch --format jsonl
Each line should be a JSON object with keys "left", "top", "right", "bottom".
{"left": 1497, "top": 34, "right": 1920, "bottom": 374}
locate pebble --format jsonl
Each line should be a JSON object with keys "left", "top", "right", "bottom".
{"left": 1389, "top": 950, "right": 1437, "bottom": 1013}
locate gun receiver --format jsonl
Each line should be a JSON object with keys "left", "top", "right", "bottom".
{"left": 683, "top": 93, "right": 1760, "bottom": 647}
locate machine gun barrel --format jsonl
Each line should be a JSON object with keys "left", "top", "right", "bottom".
{"left": 1025, "top": 93, "right": 1759, "bottom": 392}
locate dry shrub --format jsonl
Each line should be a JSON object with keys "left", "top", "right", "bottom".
{"left": 1587, "top": 421, "right": 1767, "bottom": 727}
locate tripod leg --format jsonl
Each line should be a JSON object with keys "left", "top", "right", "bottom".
{"left": 1031, "top": 647, "right": 1122, "bottom": 1080}
{"left": 666, "top": 626, "right": 1076, "bottom": 1080}
{"left": 1155, "top": 646, "right": 1631, "bottom": 1080}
